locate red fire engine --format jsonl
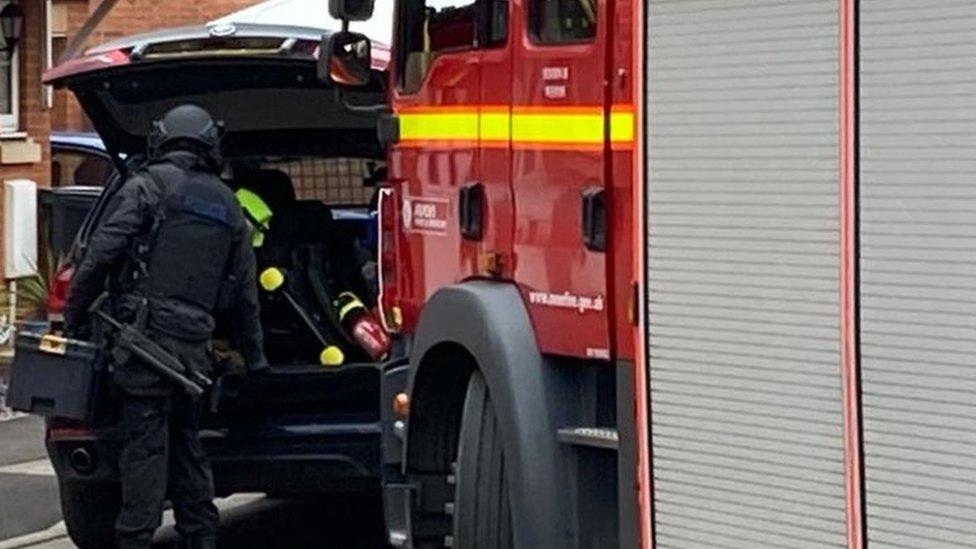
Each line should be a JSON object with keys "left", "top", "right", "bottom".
{"left": 323, "top": 0, "right": 973, "bottom": 548}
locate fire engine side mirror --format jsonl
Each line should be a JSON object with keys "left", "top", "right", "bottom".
{"left": 320, "top": 31, "right": 372, "bottom": 88}
{"left": 328, "top": 0, "right": 374, "bottom": 21}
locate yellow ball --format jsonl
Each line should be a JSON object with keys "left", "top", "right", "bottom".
{"left": 319, "top": 346, "right": 345, "bottom": 368}
{"left": 259, "top": 267, "right": 285, "bottom": 292}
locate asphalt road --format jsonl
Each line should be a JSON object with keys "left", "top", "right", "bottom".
{"left": 0, "top": 415, "right": 391, "bottom": 549}
{"left": 0, "top": 415, "right": 61, "bottom": 543}
{"left": 20, "top": 495, "right": 390, "bottom": 549}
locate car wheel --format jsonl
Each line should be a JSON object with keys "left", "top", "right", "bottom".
{"left": 60, "top": 481, "right": 121, "bottom": 549}
{"left": 452, "top": 371, "right": 513, "bottom": 549}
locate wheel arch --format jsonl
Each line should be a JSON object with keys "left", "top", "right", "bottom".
{"left": 405, "top": 281, "right": 567, "bottom": 549}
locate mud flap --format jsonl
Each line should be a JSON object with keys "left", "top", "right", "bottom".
{"left": 381, "top": 358, "right": 410, "bottom": 546}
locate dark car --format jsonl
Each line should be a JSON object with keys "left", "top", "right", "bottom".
{"left": 41, "top": 133, "right": 116, "bottom": 271}
{"left": 40, "top": 23, "right": 394, "bottom": 549}
{"left": 50, "top": 132, "right": 116, "bottom": 188}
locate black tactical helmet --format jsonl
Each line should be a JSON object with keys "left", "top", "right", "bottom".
{"left": 148, "top": 104, "right": 223, "bottom": 161}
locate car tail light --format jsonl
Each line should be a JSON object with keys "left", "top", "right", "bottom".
{"left": 47, "top": 418, "right": 95, "bottom": 441}
{"left": 377, "top": 186, "right": 402, "bottom": 333}
{"left": 46, "top": 263, "right": 74, "bottom": 326}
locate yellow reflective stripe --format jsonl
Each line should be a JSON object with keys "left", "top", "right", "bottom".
{"left": 512, "top": 113, "right": 604, "bottom": 144}
{"left": 479, "top": 111, "right": 510, "bottom": 142}
{"left": 396, "top": 106, "right": 635, "bottom": 145}
{"left": 338, "top": 300, "right": 359, "bottom": 320}
{"left": 337, "top": 292, "right": 365, "bottom": 320}
{"left": 610, "top": 111, "right": 635, "bottom": 144}
{"left": 399, "top": 112, "right": 479, "bottom": 141}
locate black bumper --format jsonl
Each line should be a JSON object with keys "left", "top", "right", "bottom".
{"left": 47, "top": 420, "right": 382, "bottom": 497}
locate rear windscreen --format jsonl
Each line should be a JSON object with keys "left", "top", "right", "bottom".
{"left": 262, "top": 157, "right": 382, "bottom": 206}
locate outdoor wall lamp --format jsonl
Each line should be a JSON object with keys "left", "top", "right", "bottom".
{"left": 0, "top": 3, "right": 24, "bottom": 60}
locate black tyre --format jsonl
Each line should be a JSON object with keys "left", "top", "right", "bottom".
{"left": 60, "top": 481, "right": 121, "bottom": 549}
{"left": 452, "top": 372, "right": 513, "bottom": 549}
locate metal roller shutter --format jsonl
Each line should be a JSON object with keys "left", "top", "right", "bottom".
{"left": 860, "top": 2, "right": 976, "bottom": 547}
{"left": 645, "top": 1, "right": 847, "bottom": 547}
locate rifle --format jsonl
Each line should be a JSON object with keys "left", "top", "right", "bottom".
{"left": 88, "top": 294, "right": 211, "bottom": 398}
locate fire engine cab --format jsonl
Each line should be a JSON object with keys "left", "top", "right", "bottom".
{"left": 325, "top": 0, "right": 976, "bottom": 548}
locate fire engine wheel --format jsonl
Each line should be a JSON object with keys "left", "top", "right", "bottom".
{"left": 452, "top": 371, "right": 514, "bottom": 549}
{"left": 59, "top": 481, "right": 121, "bottom": 549}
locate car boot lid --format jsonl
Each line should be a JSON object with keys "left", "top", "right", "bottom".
{"left": 45, "top": 23, "right": 389, "bottom": 160}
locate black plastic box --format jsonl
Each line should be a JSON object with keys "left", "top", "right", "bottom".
{"left": 7, "top": 332, "right": 101, "bottom": 420}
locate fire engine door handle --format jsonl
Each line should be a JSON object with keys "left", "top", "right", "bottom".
{"left": 582, "top": 187, "right": 607, "bottom": 252}
{"left": 459, "top": 183, "right": 485, "bottom": 240}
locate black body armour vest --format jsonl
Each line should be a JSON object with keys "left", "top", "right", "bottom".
{"left": 128, "top": 164, "right": 235, "bottom": 313}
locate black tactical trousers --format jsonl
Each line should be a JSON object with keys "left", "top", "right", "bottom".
{"left": 115, "top": 340, "right": 218, "bottom": 549}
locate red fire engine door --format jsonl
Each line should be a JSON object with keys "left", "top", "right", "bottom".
{"left": 510, "top": 0, "right": 612, "bottom": 359}
{"left": 392, "top": 0, "right": 516, "bottom": 324}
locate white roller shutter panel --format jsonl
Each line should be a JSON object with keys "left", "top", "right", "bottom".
{"left": 645, "top": 1, "right": 848, "bottom": 547}
{"left": 860, "top": 1, "right": 976, "bottom": 547}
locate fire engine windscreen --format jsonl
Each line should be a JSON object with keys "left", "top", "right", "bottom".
{"left": 530, "top": 0, "right": 596, "bottom": 43}
{"left": 396, "top": 0, "right": 506, "bottom": 93}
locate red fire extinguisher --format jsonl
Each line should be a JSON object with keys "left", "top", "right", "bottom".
{"left": 335, "top": 292, "right": 391, "bottom": 361}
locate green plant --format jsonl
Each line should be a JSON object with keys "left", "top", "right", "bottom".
{"left": 0, "top": 249, "right": 60, "bottom": 320}
{"left": 14, "top": 274, "right": 49, "bottom": 315}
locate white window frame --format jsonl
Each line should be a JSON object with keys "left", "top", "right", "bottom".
{"left": 0, "top": 0, "right": 18, "bottom": 133}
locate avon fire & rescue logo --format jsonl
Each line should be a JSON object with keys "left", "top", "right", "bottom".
{"left": 402, "top": 197, "right": 450, "bottom": 236}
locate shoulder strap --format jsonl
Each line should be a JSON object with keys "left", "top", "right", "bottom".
{"left": 139, "top": 163, "right": 182, "bottom": 199}
{"left": 140, "top": 162, "right": 191, "bottom": 225}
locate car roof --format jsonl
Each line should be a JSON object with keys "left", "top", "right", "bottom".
{"left": 50, "top": 132, "right": 107, "bottom": 153}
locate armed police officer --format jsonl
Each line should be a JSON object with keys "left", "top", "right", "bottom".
{"left": 64, "top": 104, "right": 267, "bottom": 549}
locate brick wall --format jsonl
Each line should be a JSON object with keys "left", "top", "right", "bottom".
{"left": 0, "top": 0, "right": 53, "bottom": 281}
{"left": 19, "top": 0, "right": 52, "bottom": 184}
{"left": 10, "top": 0, "right": 51, "bottom": 185}
{"left": 91, "top": 0, "right": 257, "bottom": 43}
{"left": 51, "top": 0, "right": 91, "bottom": 131}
